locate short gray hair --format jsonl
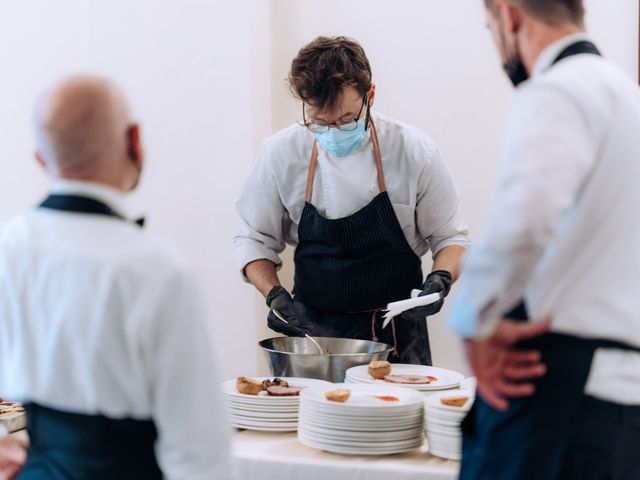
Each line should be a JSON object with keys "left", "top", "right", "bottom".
{"left": 484, "top": 0, "right": 585, "bottom": 26}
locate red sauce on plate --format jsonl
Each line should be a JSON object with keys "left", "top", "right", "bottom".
{"left": 368, "top": 395, "right": 400, "bottom": 402}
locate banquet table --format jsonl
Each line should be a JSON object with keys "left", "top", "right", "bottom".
{"left": 232, "top": 429, "right": 460, "bottom": 480}
{"left": 9, "top": 428, "right": 460, "bottom": 479}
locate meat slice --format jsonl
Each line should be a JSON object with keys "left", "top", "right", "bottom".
{"left": 262, "top": 378, "right": 289, "bottom": 389}
{"left": 383, "top": 374, "right": 437, "bottom": 384}
{"left": 266, "top": 385, "right": 305, "bottom": 396}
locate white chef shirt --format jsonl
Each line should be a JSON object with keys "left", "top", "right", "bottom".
{"left": 234, "top": 112, "right": 470, "bottom": 276}
{"left": 0, "top": 180, "right": 234, "bottom": 479}
{"left": 448, "top": 34, "right": 640, "bottom": 404}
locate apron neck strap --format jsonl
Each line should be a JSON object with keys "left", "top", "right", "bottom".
{"left": 305, "top": 118, "right": 387, "bottom": 204}
{"left": 305, "top": 142, "right": 319, "bottom": 203}
{"left": 369, "top": 119, "right": 387, "bottom": 193}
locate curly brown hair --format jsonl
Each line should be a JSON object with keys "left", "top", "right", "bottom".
{"left": 288, "top": 36, "right": 372, "bottom": 113}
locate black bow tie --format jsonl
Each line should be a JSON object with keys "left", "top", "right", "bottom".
{"left": 134, "top": 217, "right": 146, "bottom": 228}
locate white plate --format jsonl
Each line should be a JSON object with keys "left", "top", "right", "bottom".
{"left": 429, "top": 446, "right": 462, "bottom": 461}
{"left": 300, "top": 423, "right": 424, "bottom": 442}
{"left": 222, "top": 377, "right": 332, "bottom": 401}
{"left": 460, "top": 377, "right": 477, "bottom": 391}
{"left": 427, "top": 435, "right": 461, "bottom": 451}
{"left": 227, "top": 409, "right": 298, "bottom": 419}
{"left": 233, "top": 424, "right": 297, "bottom": 432}
{"left": 299, "top": 432, "right": 423, "bottom": 456}
{"left": 301, "top": 410, "right": 423, "bottom": 428}
{"left": 300, "top": 430, "right": 423, "bottom": 448}
{"left": 228, "top": 414, "right": 297, "bottom": 424}
{"left": 426, "top": 423, "right": 462, "bottom": 437}
{"left": 345, "top": 365, "right": 464, "bottom": 391}
{"left": 425, "top": 415, "right": 463, "bottom": 429}
{"left": 302, "top": 384, "right": 425, "bottom": 411}
{"left": 425, "top": 389, "right": 475, "bottom": 413}
{"left": 224, "top": 397, "right": 299, "bottom": 407}
{"left": 226, "top": 401, "right": 299, "bottom": 411}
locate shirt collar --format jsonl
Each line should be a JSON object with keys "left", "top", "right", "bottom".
{"left": 532, "top": 32, "right": 592, "bottom": 78}
{"left": 49, "top": 179, "right": 131, "bottom": 218}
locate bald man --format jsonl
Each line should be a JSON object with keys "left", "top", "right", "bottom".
{"left": 0, "top": 76, "right": 233, "bottom": 479}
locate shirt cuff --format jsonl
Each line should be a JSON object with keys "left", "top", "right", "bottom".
{"left": 430, "top": 236, "right": 470, "bottom": 258}
{"left": 447, "top": 296, "right": 500, "bottom": 340}
{"left": 0, "top": 423, "right": 8, "bottom": 437}
{"left": 235, "top": 244, "right": 283, "bottom": 282}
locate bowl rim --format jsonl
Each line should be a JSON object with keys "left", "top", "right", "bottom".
{"left": 258, "top": 336, "right": 395, "bottom": 357}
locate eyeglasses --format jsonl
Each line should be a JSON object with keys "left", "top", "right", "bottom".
{"left": 302, "top": 96, "right": 369, "bottom": 134}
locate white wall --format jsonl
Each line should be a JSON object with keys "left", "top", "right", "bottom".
{"left": 0, "top": 1, "right": 637, "bottom": 380}
{"left": 0, "top": 0, "right": 264, "bottom": 380}
{"left": 265, "top": 0, "right": 639, "bottom": 375}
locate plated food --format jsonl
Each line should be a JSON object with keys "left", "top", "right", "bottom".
{"left": 325, "top": 389, "right": 351, "bottom": 403}
{"left": 424, "top": 389, "right": 475, "bottom": 460}
{"left": 223, "top": 377, "right": 332, "bottom": 432}
{"left": 367, "top": 361, "right": 438, "bottom": 384}
{"left": 384, "top": 374, "right": 438, "bottom": 384}
{"left": 299, "top": 384, "right": 425, "bottom": 455}
{"left": 346, "top": 363, "right": 464, "bottom": 392}
{"left": 367, "top": 360, "right": 392, "bottom": 380}
{"left": 0, "top": 399, "right": 24, "bottom": 416}
{"left": 440, "top": 395, "right": 470, "bottom": 408}
{"left": 236, "top": 377, "right": 305, "bottom": 397}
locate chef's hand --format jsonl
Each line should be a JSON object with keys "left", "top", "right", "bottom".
{"left": 266, "top": 286, "right": 310, "bottom": 337}
{"left": 0, "top": 436, "right": 27, "bottom": 480}
{"left": 406, "top": 270, "right": 453, "bottom": 318}
{"left": 464, "top": 318, "right": 551, "bottom": 412}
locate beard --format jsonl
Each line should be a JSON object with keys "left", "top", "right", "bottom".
{"left": 497, "top": 17, "right": 529, "bottom": 87}
{"left": 503, "top": 53, "right": 529, "bottom": 87}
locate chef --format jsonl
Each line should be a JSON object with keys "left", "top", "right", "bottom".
{"left": 449, "top": 1, "right": 640, "bottom": 478}
{"left": 235, "top": 36, "right": 470, "bottom": 365}
{"left": 0, "top": 75, "right": 233, "bottom": 479}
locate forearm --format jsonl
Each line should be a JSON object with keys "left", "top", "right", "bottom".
{"left": 244, "top": 259, "right": 281, "bottom": 297}
{"left": 432, "top": 245, "right": 466, "bottom": 282}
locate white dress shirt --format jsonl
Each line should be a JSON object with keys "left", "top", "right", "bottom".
{"left": 0, "top": 180, "right": 234, "bottom": 479}
{"left": 234, "top": 112, "right": 470, "bottom": 276}
{"left": 448, "top": 34, "right": 640, "bottom": 404}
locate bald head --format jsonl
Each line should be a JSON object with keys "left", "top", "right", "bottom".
{"left": 34, "top": 75, "right": 143, "bottom": 191}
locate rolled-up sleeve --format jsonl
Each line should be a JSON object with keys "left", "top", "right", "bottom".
{"left": 146, "top": 268, "right": 235, "bottom": 480}
{"left": 233, "top": 142, "right": 287, "bottom": 279}
{"left": 416, "top": 146, "right": 470, "bottom": 256}
{"left": 448, "top": 84, "right": 596, "bottom": 339}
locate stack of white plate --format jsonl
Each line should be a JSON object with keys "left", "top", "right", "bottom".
{"left": 222, "top": 377, "right": 331, "bottom": 432}
{"left": 460, "top": 376, "right": 477, "bottom": 391}
{"left": 424, "top": 389, "right": 475, "bottom": 460}
{"left": 345, "top": 364, "right": 464, "bottom": 393}
{"left": 298, "top": 384, "right": 425, "bottom": 455}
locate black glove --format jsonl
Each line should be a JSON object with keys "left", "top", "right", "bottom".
{"left": 266, "top": 286, "right": 310, "bottom": 337}
{"left": 407, "top": 270, "right": 453, "bottom": 318}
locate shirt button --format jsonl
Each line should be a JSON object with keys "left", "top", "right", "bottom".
{"left": 370, "top": 184, "right": 378, "bottom": 193}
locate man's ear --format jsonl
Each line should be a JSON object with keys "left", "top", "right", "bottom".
{"left": 35, "top": 151, "right": 48, "bottom": 172}
{"left": 498, "top": 1, "right": 521, "bottom": 34}
{"left": 368, "top": 84, "right": 376, "bottom": 108}
{"left": 126, "top": 124, "right": 143, "bottom": 172}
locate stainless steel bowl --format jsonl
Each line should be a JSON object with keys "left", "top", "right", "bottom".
{"left": 259, "top": 336, "right": 394, "bottom": 383}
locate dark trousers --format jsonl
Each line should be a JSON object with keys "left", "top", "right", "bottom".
{"left": 19, "top": 403, "right": 162, "bottom": 480}
{"left": 460, "top": 333, "right": 640, "bottom": 480}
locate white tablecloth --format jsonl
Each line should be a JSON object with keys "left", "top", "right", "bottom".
{"left": 232, "top": 430, "right": 460, "bottom": 480}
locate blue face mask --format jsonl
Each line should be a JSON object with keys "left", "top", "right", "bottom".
{"left": 315, "top": 119, "right": 369, "bottom": 158}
